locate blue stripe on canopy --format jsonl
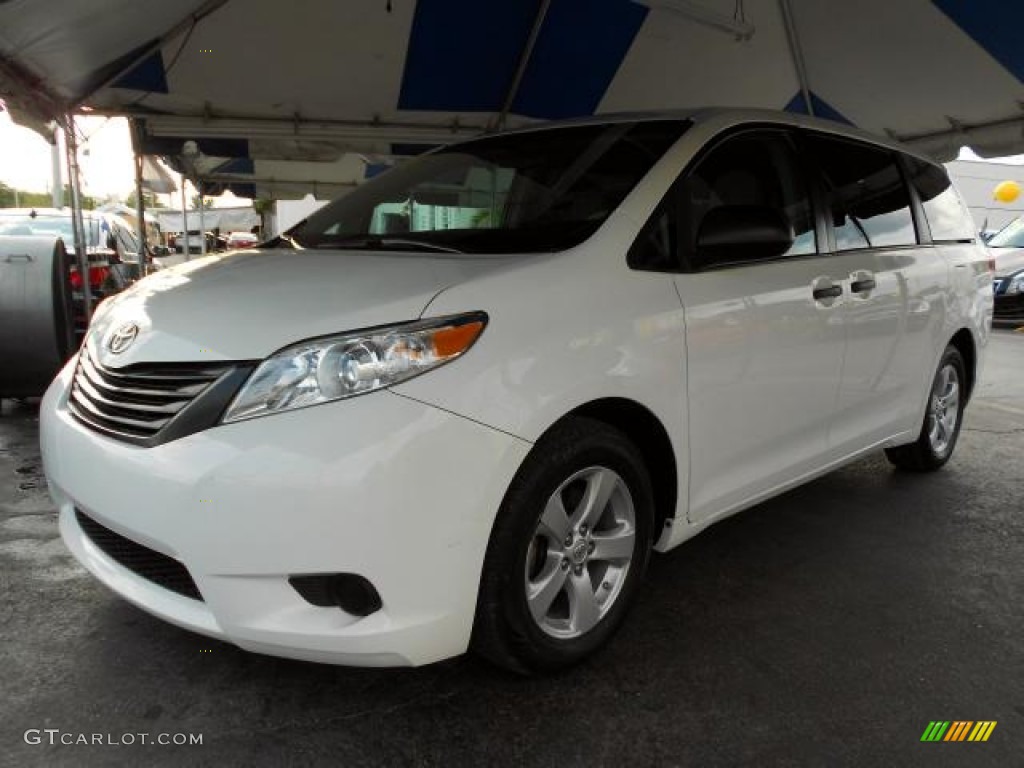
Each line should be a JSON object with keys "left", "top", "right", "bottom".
{"left": 399, "top": 0, "right": 646, "bottom": 119}
{"left": 212, "top": 157, "right": 255, "bottom": 175}
{"left": 390, "top": 143, "right": 437, "bottom": 156}
{"left": 784, "top": 91, "right": 853, "bottom": 126}
{"left": 111, "top": 51, "right": 168, "bottom": 93}
{"left": 399, "top": 0, "right": 539, "bottom": 112}
{"left": 511, "top": 0, "right": 648, "bottom": 119}
{"left": 933, "top": 0, "right": 1024, "bottom": 84}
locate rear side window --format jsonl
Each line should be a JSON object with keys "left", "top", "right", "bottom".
{"left": 804, "top": 133, "right": 917, "bottom": 250}
{"left": 904, "top": 158, "right": 976, "bottom": 242}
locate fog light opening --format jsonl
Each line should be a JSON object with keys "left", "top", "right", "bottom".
{"left": 289, "top": 573, "right": 382, "bottom": 617}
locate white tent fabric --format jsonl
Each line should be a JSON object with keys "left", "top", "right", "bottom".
{"left": 153, "top": 206, "right": 258, "bottom": 234}
{"left": 3, "top": 0, "right": 1024, "bottom": 197}
{"left": 141, "top": 156, "right": 178, "bottom": 195}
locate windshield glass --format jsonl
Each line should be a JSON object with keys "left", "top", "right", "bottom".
{"left": 0, "top": 212, "right": 99, "bottom": 252}
{"left": 286, "top": 121, "right": 688, "bottom": 254}
{"left": 987, "top": 216, "right": 1024, "bottom": 248}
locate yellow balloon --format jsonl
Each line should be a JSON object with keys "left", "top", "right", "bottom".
{"left": 994, "top": 180, "right": 1021, "bottom": 203}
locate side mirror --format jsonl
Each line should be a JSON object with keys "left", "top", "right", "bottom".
{"left": 106, "top": 233, "right": 119, "bottom": 251}
{"left": 696, "top": 205, "right": 794, "bottom": 264}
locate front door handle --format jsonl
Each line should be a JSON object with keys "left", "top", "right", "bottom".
{"left": 812, "top": 284, "right": 843, "bottom": 300}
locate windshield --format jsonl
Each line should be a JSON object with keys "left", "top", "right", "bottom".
{"left": 0, "top": 212, "right": 100, "bottom": 252}
{"left": 987, "top": 216, "right": 1024, "bottom": 248}
{"left": 285, "top": 121, "right": 688, "bottom": 254}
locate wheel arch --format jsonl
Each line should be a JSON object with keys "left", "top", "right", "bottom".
{"left": 562, "top": 397, "right": 679, "bottom": 537}
{"left": 948, "top": 327, "right": 977, "bottom": 400}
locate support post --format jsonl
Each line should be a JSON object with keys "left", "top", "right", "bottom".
{"left": 51, "top": 137, "right": 63, "bottom": 208}
{"left": 778, "top": 0, "right": 813, "bottom": 116}
{"left": 129, "top": 119, "right": 149, "bottom": 276}
{"left": 198, "top": 181, "right": 207, "bottom": 257}
{"left": 181, "top": 183, "right": 190, "bottom": 262}
{"left": 62, "top": 114, "right": 93, "bottom": 321}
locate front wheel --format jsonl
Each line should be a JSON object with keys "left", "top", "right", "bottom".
{"left": 885, "top": 345, "right": 967, "bottom": 472}
{"left": 472, "top": 417, "right": 654, "bottom": 674}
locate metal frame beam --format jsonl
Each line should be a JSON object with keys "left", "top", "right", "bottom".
{"left": 778, "top": 0, "right": 813, "bottom": 116}
{"left": 61, "top": 115, "right": 94, "bottom": 321}
{"left": 492, "top": 0, "right": 553, "bottom": 131}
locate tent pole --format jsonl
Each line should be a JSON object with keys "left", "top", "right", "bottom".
{"left": 129, "top": 119, "right": 149, "bottom": 276}
{"left": 778, "top": 0, "right": 814, "bottom": 116}
{"left": 62, "top": 114, "right": 93, "bottom": 321}
{"left": 493, "top": 0, "right": 552, "bottom": 131}
{"left": 198, "top": 181, "right": 207, "bottom": 257}
{"left": 51, "top": 137, "right": 63, "bottom": 208}
{"left": 182, "top": 183, "right": 190, "bottom": 262}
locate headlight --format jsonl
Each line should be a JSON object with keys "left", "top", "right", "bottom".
{"left": 1007, "top": 273, "right": 1024, "bottom": 295}
{"left": 222, "top": 312, "right": 487, "bottom": 423}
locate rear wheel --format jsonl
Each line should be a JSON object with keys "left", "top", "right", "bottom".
{"left": 885, "top": 345, "right": 966, "bottom": 472}
{"left": 472, "top": 417, "right": 653, "bottom": 674}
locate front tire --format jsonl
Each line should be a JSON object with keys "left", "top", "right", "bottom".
{"left": 885, "top": 345, "right": 966, "bottom": 472}
{"left": 472, "top": 416, "right": 654, "bottom": 674}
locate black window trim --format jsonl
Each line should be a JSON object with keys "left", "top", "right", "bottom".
{"left": 899, "top": 153, "right": 977, "bottom": 246}
{"left": 794, "top": 126, "right": 925, "bottom": 255}
{"left": 626, "top": 121, "right": 973, "bottom": 276}
{"left": 628, "top": 123, "right": 829, "bottom": 274}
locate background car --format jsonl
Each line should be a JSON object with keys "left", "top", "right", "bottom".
{"left": 226, "top": 231, "right": 260, "bottom": 249}
{"left": 0, "top": 208, "right": 142, "bottom": 339}
{"left": 982, "top": 216, "right": 1024, "bottom": 325}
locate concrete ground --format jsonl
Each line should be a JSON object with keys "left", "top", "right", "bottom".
{"left": 1, "top": 330, "right": 1022, "bottom": 767}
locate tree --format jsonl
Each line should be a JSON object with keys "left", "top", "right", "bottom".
{"left": 252, "top": 198, "right": 275, "bottom": 238}
{"left": 190, "top": 195, "right": 213, "bottom": 210}
{"left": 125, "top": 189, "right": 158, "bottom": 210}
{"left": 0, "top": 181, "right": 16, "bottom": 207}
{"left": 0, "top": 183, "right": 96, "bottom": 210}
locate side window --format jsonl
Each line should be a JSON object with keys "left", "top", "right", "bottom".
{"left": 803, "top": 133, "right": 917, "bottom": 250}
{"left": 681, "top": 131, "right": 816, "bottom": 267}
{"left": 904, "top": 157, "right": 976, "bottom": 242}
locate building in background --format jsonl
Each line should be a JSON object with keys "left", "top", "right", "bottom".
{"left": 945, "top": 160, "right": 1024, "bottom": 237}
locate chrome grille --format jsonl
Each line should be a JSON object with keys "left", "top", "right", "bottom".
{"left": 69, "top": 346, "right": 233, "bottom": 442}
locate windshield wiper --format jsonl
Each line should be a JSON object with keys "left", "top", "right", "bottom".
{"left": 315, "top": 236, "right": 464, "bottom": 254}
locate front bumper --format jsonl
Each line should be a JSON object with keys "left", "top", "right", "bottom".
{"left": 41, "top": 359, "right": 530, "bottom": 666}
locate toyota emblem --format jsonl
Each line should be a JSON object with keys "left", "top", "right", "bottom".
{"left": 106, "top": 323, "right": 139, "bottom": 355}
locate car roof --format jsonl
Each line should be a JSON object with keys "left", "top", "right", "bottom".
{"left": 487, "top": 107, "right": 937, "bottom": 167}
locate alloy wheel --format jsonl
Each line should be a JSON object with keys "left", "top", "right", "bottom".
{"left": 927, "top": 363, "right": 960, "bottom": 456}
{"left": 523, "top": 466, "right": 636, "bottom": 639}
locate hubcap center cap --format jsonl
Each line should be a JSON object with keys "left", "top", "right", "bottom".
{"left": 570, "top": 540, "right": 588, "bottom": 565}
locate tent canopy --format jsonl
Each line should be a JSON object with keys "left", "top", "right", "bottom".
{"left": 3, "top": 0, "right": 1024, "bottom": 197}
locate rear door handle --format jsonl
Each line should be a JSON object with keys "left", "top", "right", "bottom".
{"left": 850, "top": 277, "right": 876, "bottom": 292}
{"left": 812, "top": 284, "right": 843, "bottom": 300}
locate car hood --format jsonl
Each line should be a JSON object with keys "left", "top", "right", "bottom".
{"left": 991, "top": 247, "right": 1024, "bottom": 278}
{"left": 88, "top": 248, "right": 517, "bottom": 366}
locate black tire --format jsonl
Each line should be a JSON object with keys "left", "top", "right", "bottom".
{"left": 472, "top": 416, "right": 654, "bottom": 674}
{"left": 885, "top": 345, "right": 967, "bottom": 472}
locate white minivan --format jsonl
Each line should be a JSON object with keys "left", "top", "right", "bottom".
{"left": 41, "top": 109, "right": 993, "bottom": 673}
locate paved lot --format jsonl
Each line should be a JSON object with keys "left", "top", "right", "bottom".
{"left": 1, "top": 330, "right": 1022, "bottom": 767}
